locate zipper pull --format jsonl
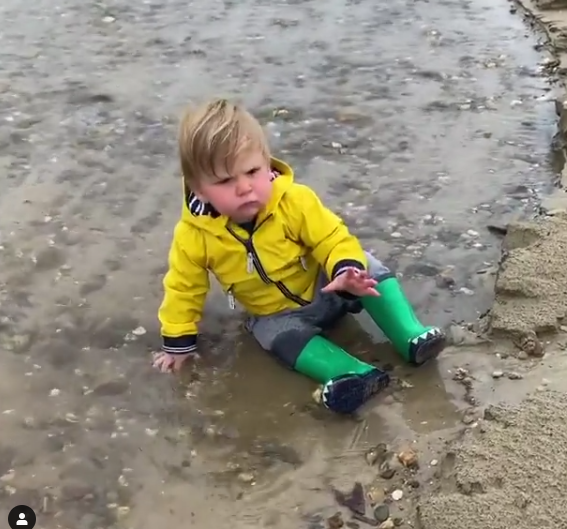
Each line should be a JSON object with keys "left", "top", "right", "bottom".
{"left": 227, "top": 289, "right": 236, "bottom": 310}
{"left": 300, "top": 256, "right": 308, "bottom": 270}
{"left": 247, "top": 252, "right": 254, "bottom": 274}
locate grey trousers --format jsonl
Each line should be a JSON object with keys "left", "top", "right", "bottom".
{"left": 245, "top": 252, "right": 391, "bottom": 352}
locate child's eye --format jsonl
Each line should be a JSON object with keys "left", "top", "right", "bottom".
{"left": 216, "top": 177, "right": 232, "bottom": 185}
{"left": 246, "top": 167, "right": 260, "bottom": 176}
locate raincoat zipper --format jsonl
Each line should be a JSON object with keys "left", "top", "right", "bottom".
{"left": 226, "top": 218, "right": 310, "bottom": 307}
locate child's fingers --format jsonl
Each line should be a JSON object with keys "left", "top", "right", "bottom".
{"left": 151, "top": 355, "right": 163, "bottom": 368}
{"left": 321, "top": 277, "right": 343, "bottom": 292}
{"left": 154, "top": 358, "right": 167, "bottom": 370}
{"left": 152, "top": 354, "right": 176, "bottom": 373}
{"left": 162, "top": 360, "right": 174, "bottom": 373}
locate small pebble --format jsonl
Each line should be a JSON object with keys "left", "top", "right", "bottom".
{"left": 312, "top": 387, "right": 323, "bottom": 404}
{"left": 327, "top": 512, "right": 344, "bottom": 529}
{"left": 204, "top": 425, "right": 217, "bottom": 437}
{"left": 397, "top": 449, "right": 419, "bottom": 469}
{"left": 237, "top": 472, "right": 255, "bottom": 484}
{"left": 378, "top": 519, "right": 395, "bottom": 529}
{"left": 1, "top": 470, "right": 15, "bottom": 482}
{"left": 132, "top": 326, "right": 146, "bottom": 336}
{"left": 491, "top": 370, "right": 504, "bottom": 379}
{"left": 374, "top": 504, "right": 390, "bottom": 523}
{"left": 367, "top": 485, "right": 385, "bottom": 505}
{"left": 391, "top": 489, "right": 403, "bottom": 501}
{"left": 365, "top": 443, "right": 388, "bottom": 466}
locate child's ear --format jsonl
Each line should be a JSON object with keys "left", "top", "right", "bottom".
{"left": 187, "top": 182, "right": 208, "bottom": 203}
{"left": 192, "top": 189, "right": 208, "bottom": 203}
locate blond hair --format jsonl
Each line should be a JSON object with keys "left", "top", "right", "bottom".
{"left": 178, "top": 99, "right": 269, "bottom": 186}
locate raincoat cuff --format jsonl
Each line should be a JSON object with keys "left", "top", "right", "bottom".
{"left": 331, "top": 259, "right": 366, "bottom": 280}
{"left": 330, "top": 259, "right": 367, "bottom": 301}
{"left": 162, "top": 334, "right": 198, "bottom": 355}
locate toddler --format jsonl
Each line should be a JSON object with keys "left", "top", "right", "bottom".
{"left": 153, "top": 99, "right": 445, "bottom": 414}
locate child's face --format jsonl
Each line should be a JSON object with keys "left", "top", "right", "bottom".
{"left": 195, "top": 149, "right": 273, "bottom": 223}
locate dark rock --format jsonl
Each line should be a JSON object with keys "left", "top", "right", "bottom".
{"left": 407, "top": 479, "right": 420, "bottom": 489}
{"left": 374, "top": 504, "right": 390, "bottom": 523}
{"left": 352, "top": 513, "right": 379, "bottom": 526}
{"left": 379, "top": 462, "right": 396, "bottom": 480}
{"left": 435, "top": 274, "right": 456, "bottom": 289}
{"left": 333, "top": 482, "right": 366, "bottom": 516}
{"left": 365, "top": 443, "right": 388, "bottom": 466}
{"left": 486, "top": 224, "right": 508, "bottom": 237}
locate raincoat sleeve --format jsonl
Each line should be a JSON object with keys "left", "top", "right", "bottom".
{"left": 158, "top": 221, "right": 209, "bottom": 354}
{"left": 285, "top": 183, "right": 368, "bottom": 280}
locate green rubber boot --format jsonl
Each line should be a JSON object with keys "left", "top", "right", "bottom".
{"left": 361, "top": 276, "right": 445, "bottom": 365}
{"left": 294, "top": 335, "right": 390, "bottom": 414}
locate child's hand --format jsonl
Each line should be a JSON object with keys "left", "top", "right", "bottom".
{"left": 321, "top": 267, "right": 380, "bottom": 298}
{"left": 152, "top": 351, "right": 198, "bottom": 373}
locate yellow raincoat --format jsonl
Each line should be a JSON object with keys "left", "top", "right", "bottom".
{"left": 159, "top": 158, "right": 367, "bottom": 353}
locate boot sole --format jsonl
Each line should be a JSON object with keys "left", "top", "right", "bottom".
{"left": 322, "top": 370, "right": 391, "bottom": 415}
{"left": 412, "top": 332, "right": 446, "bottom": 366}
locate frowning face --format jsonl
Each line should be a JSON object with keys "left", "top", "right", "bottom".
{"left": 192, "top": 148, "right": 273, "bottom": 222}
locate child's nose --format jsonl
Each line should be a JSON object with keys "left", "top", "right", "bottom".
{"left": 235, "top": 176, "right": 253, "bottom": 195}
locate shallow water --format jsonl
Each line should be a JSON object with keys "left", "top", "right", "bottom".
{"left": 0, "top": 0, "right": 557, "bottom": 527}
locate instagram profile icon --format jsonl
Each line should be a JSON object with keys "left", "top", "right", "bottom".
{"left": 8, "top": 505, "right": 36, "bottom": 529}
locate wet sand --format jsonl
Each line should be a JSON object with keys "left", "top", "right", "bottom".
{"left": 418, "top": 0, "right": 567, "bottom": 527}
{"left": 0, "top": 0, "right": 562, "bottom": 528}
